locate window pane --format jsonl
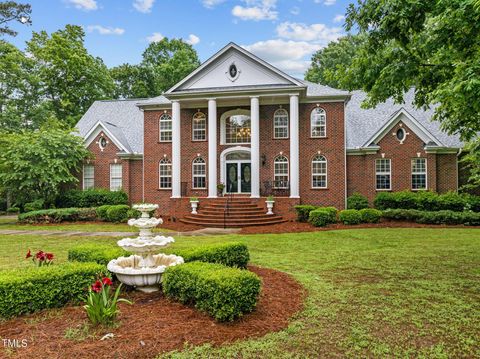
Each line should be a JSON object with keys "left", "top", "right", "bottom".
{"left": 226, "top": 115, "right": 251, "bottom": 143}
{"left": 311, "top": 108, "right": 326, "bottom": 137}
{"left": 274, "top": 110, "right": 289, "bottom": 139}
{"left": 83, "top": 165, "right": 94, "bottom": 190}
{"left": 110, "top": 164, "right": 122, "bottom": 191}
{"left": 159, "top": 114, "right": 172, "bottom": 142}
{"left": 193, "top": 112, "right": 206, "bottom": 141}
{"left": 412, "top": 158, "right": 426, "bottom": 190}
{"left": 375, "top": 159, "right": 391, "bottom": 190}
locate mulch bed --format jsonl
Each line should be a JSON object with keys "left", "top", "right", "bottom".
{"left": 0, "top": 266, "right": 305, "bottom": 359}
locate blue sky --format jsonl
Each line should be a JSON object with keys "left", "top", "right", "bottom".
{"left": 9, "top": 0, "right": 351, "bottom": 78}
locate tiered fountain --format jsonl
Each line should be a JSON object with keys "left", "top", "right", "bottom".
{"left": 107, "top": 204, "right": 184, "bottom": 293}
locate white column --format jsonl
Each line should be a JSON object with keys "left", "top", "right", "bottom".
{"left": 289, "top": 94, "right": 300, "bottom": 198}
{"left": 171, "top": 100, "right": 181, "bottom": 198}
{"left": 250, "top": 96, "right": 260, "bottom": 198}
{"left": 208, "top": 98, "right": 217, "bottom": 198}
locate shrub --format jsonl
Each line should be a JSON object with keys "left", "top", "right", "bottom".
{"left": 163, "top": 262, "right": 261, "bottom": 322}
{"left": 18, "top": 208, "right": 97, "bottom": 224}
{"left": 57, "top": 189, "right": 128, "bottom": 208}
{"left": 170, "top": 242, "right": 250, "bottom": 268}
{"left": 347, "top": 193, "right": 369, "bottom": 210}
{"left": 382, "top": 209, "right": 480, "bottom": 226}
{"left": 68, "top": 244, "right": 129, "bottom": 266}
{"left": 6, "top": 206, "right": 19, "bottom": 214}
{"left": 338, "top": 209, "right": 362, "bottom": 225}
{"left": 359, "top": 208, "right": 382, "bottom": 223}
{"left": 105, "top": 205, "right": 131, "bottom": 223}
{"left": 0, "top": 262, "right": 106, "bottom": 318}
{"left": 308, "top": 207, "right": 337, "bottom": 227}
{"left": 126, "top": 208, "right": 141, "bottom": 219}
{"left": 23, "top": 199, "right": 45, "bottom": 213}
{"left": 96, "top": 205, "right": 111, "bottom": 221}
{"left": 294, "top": 205, "right": 318, "bottom": 222}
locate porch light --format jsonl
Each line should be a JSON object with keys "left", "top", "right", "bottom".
{"left": 261, "top": 154, "right": 267, "bottom": 166}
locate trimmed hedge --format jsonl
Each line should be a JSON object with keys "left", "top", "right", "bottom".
{"left": 0, "top": 262, "right": 106, "bottom": 318}
{"left": 359, "top": 208, "right": 382, "bottom": 223}
{"left": 294, "top": 205, "right": 318, "bottom": 222}
{"left": 23, "top": 199, "right": 45, "bottom": 213}
{"left": 6, "top": 207, "right": 19, "bottom": 214}
{"left": 338, "top": 209, "right": 362, "bottom": 225}
{"left": 57, "top": 189, "right": 128, "bottom": 208}
{"left": 347, "top": 193, "right": 369, "bottom": 210}
{"left": 308, "top": 207, "right": 337, "bottom": 227}
{"left": 374, "top": 190, "right": 480, "bottom": 212}
{"left": 162, "top": 262, "right": 261, "bottom": 322}
{"left": 106, "top": 205, "right": 131, "bottom": 223}
{"left": 68, "top": 242, "right": 250, "bottom": 268}
{"left": 18, "top": 208, "right": 97, "bottom": 224}
{"left": 68, "top": 243, "right": 129, "bottom": 266}
{"left": 382, "top": 209, "right": 480, "bottom": 226}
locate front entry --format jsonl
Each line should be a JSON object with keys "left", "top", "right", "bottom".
{"left": 226, "top": 162, "right": 251, "bottom": 193}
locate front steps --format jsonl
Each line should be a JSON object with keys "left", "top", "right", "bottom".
{"left": 180, "top": 198, "right": 287, "bottom": 228}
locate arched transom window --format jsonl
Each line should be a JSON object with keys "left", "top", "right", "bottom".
{"left": 312, "top": 155, "right": 327, "bottom": 188}
{"left": 159, "top": 158, "right": 172, "bottom": 189}
{"left": 273, "top": 109, "right": 289, "bottom": 139}
{"left": 225, "top": 114, "right": 251, "bottom": 144}
{"left": 159, "top": 114, "right": 172, "bottom": 142}
{"left": 192, "top": 157, "right": 206, "bottom": 189}
{"left": 311, "top": 108, "right": 326, "bottom": 138}
{"left": 192, "top": 112, "right": 206, "bottom": 141}
{"left": 274, "top": 155, "right": 289, "bottom": 189}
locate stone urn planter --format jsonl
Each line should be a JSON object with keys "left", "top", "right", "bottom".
{"left": 265, "top": 196, "right": 275, "bottom": 215}
{"left": 190, "top": 197, "right": 199, "bottom": 214}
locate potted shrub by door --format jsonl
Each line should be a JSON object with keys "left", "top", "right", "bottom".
{"left": 217, "top": 183, "right": 225, "bottom": 197}
{"left": 190, "top": 197, "right": 199, "bottom": 214}
{"left": 266, "top": 195, "right": 275, "bottom": 215}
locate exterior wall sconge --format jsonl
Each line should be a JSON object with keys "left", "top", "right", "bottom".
{"left": 261, "top": 154, "right": 267, "bottom": 166}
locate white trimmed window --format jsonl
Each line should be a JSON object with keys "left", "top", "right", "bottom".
{"left": 192, "top": 157, "right": 206, "bottom": 189}
{"left": 109, "top": 164, "right": 122, "bottom": 191}
{"left": 83, "top": 165, "right": 94, "bottom": 190}
{"left": 412, "top": 158, "right": 427, "bottom": 190}
{"left": 311, "top": 108, "right": 326, "bottom": 138}
{"left": 192, "top": 112, "right": 206, "bottom": 141}
{"left": 159, "top": 158, "right": 172, "bottom": 189}
{"left": 159, "top": 114, "right": 172, "bottom": 142}
{"left": 274, "top": 155, "right": 289, "bottom": 188}
{"left": 375, "top": 159, "right": 391, "bottom": 190}
{"left": 273, "top": 109, "right": 289, "bottom": 139}
{"left": 225, "top": 115, "right": 251, "bottom": 144}
{"left": 312, "top": 155, "right": 327, "bottom": 188}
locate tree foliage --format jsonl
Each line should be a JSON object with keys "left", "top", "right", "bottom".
{"left": 0, "top": 123, "right": 90, "bottom": 206}
{"left": 110, "top": 63, "right": 155, "bottom": 99}
{"left": 0, "top": 1, "right": 31, "bottom": 37}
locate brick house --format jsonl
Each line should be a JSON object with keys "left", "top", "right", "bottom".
{"left": 76, "top": 43, "right": 462, "bottom": 225}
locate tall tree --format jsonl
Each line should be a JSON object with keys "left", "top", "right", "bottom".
{"left": 0, "top": 1, "right": 31, "bottom": 37}
{"left": 305, "top": 35, "right": 364, "bottom": 89}
{"left": 110, "top": 63, "right": 155, "bottom": 99}
{"left": 27, "top": 25, "right": 115, "bottom": 127}
{"left": 141, "top": 38, "right": 200, "bottom": 95}
{"left": 335, "top": 0, "right": 480, "bottom": 186}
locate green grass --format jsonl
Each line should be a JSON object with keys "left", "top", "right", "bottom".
{"left": 1, "top": 228, "right": 479, "bottom": 358}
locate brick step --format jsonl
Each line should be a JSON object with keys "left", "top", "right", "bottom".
{"left": 191, "top": 212, "right": 270, "bottom": 219}
{"left": 209, "top": 200, "right": 253, "bottom": 205}
{"left": 179, "top": 217, "right": 287, "bottom": 228}
{"left": 182, "top": 215, "right": 283, "bottom": 224}
{"left": 204, "top": 203, "right": 260, "bottom": 209}
{"left": 199, "top": 209, "right": 266, "bottom": 216}
{"left": 200, "top": 206, "right": 265, "bottom": 213}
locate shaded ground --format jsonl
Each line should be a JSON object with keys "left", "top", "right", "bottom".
{"left": 0, "top": 267, "right": 304, "bottom": 359}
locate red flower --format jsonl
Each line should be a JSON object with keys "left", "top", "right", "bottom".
{"left": 91, "top": 280, "right": 102, "bottom": 293}
{"left": 35, "top": 251, "right": 46, "bottom": 261}
{"left": 102, "top": 277, "right": 113, "bottom": 286}
{"left": 46, "top": 253, "right": 54, "bottom": 261}
{"left": 25, "top": 249, "right": 32, "bottom": 259}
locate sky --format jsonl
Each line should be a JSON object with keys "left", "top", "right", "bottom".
{"left": 8, "top": 0, "right": 352, "bottom": 78}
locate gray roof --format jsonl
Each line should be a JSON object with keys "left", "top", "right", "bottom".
{"left": 345, "top": 89, "right": 463, "bottom": 148}
{"left": 136, "top": 95, "right": 170, "bottom": 107}
{"left": 299, "top": 79, "right": 350, "bottom": 97}
{"left": 76, "top": 99, "right": 144, "bottom": 154}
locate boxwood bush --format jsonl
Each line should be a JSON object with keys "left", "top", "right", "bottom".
{"left": 308, "top": 207, "right": 337, "bottom": 227}
{"left": 57, "top": 189, "right": 128, "bottom": 208}
{"left": 338, "top": 209, "right": 363, "bottom": 225}
{"left": 162, "top": 262, "right": 261, "bottom": 322}
{"left": 294, "top": 205, "right": 318, "bottom": 222}
{"left": 347, "top": 193, "right": 369, "bottom": 210}
{"left": 105, "top": 205, "right": 131, "bottom": 223}
{"left": 68, "top": 243, "right": 129, "bottom": 266}
{"left": 359, "top": 208, "right": 382, "bottom": 223}
{"left": 18, "top": 208, "right": 97, "bottom": 224}
{"left": 0, "top": 262, "right": 106, "bottom": 318}
{"left": 23, "top": 199, "right": 45, "bottom": 213}
{"left": 382, "top": 209, "right": 480, "bottom": 225}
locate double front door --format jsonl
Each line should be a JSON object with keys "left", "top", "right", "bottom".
{"left": 226, "top": 161, "right": 251, "bottom": 193}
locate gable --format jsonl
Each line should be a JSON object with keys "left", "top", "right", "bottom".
{"left": 167, "top": 43, "right": 303, "bottom": 94}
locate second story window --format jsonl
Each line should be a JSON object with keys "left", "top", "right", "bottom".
{"left": 159, "top": 114, "right": 172, "bottom": 142}
{"left": 225, "top": 115, "right": 251, "bottom": 144}
{"left": 311, "top": 107, "right": 326, "bottom": 138}
{"left": 192, "top": 112, "right": 206, "bottom": 141}
{"left": 273, "top": 109, "right": 289, "bottom": 139}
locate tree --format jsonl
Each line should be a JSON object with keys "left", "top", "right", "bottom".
{"left": 335, "top": 0, "right": 480, "bottom": 186}
{"left": 0, "top": 122, "right": 90, "bottom": 206}
{"left": 26, "top": 25, "right": 115, "bottom": 127}
{"left": 305, "top": 35, "right": 364, "bottom": 89}
{"left": 0, "top": 1, "right": 31, "bottom": 37}
{"left": 141, "top": 38, "right": 200, "bottom": 95}
{"left": 110, "top": 63, "right": 155, "bottom": 99}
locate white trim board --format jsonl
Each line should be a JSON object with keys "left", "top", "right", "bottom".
{"left": 83, "top": 121, "right": 130, "bottom": 154}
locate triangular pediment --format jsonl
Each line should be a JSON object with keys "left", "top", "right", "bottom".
{"left": 166, "top": 43, "right": 303, "bottom": 94}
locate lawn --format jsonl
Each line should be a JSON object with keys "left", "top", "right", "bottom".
{"left": 1, "top": 227, "right": 479, "bottom": 358}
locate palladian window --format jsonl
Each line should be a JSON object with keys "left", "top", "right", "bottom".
{"left": 311, "top": 108, "right": 326, "bottom": 138}
{"left": 312, "top": 155, "right": 327, "bottom": 188}
{"left": 159, "top": 158, "right": 172, "bottom": 189}
{"left": 225, "top": 115, "right": 251, "bottom": 144}
{"left": 273, "top": 109, "right": 289, "bottom": 139}
{"left": 192, "top": 112, "right": 206, "bottom": 141}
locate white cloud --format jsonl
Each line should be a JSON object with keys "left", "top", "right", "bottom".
{"left": 232, "top": 0, "right": 278, "bottom": 21}
{"left": 66, "top": 0, "right": 97, "bottom": 11}
{"left": 276, "top": 22, "right": 342, "bottom": 44}
{"left": 86, "top": 25, "right": 125, "bottom": 35}
{"left": 186, "top": 34, "right": 200, "bottom": 45}
{"left": 333, "top": 14, "right": 345, "bottom": 23}
{"left": 146, "top": 32, "right": 164, "bottom": 42}
{"left": 314, "top": 0, "right": 336, "bottom": 5}
{"left": 133, "top": 0, "right": 155, "bottom": 13}
{"left": 202, "top": 0, "right": 225, "bottom": 8}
